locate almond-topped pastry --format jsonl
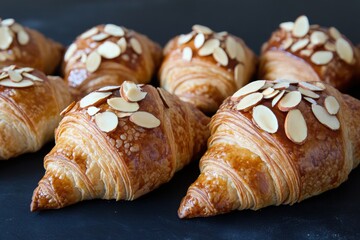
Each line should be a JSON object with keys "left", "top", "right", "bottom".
{"left": 260, "top": 15, "right": 360, "bottom": 90}
{"left": 178, "top": 79, "right": 360, "bottom": 218}
{"left": 30, "top": 82, "right": 210, "bottom": 211}
{"left": 63, "top": 24, "right": 162, "bottom": 99}
{"left": 0, "top": 65, "right": 72, "bottom": 160}
{"left": 159, "top": 25, "right": 257, "bottom": 114}
{"left": 0, "top": 18, "right": 63, "bottom": 74}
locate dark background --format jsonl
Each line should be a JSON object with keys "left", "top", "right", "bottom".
{"left": 1, "top": 0, "right": 360, "bottom": 239}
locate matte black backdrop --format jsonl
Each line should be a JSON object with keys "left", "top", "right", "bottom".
{"left": 1, "top": 0, "right": 360, "bottom": 239}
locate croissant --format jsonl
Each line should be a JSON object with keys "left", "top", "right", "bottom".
{"left": 0, "top": 18, "right": 63, "bottom": 74}
{"left": 178, "top": 79, "right": 360, "bottom": 218}
{"left": 259, "top": 15, "right": 360, "bottom": 90}
{"left": 0, "top": 65, "right": 72, "bottom": 160}
{"left": 62, "top": 24, "right": 162, "bottom": 99}
{"left": 30, "top": 81, "right": 210, "bottom": 211}
{"left": 159, "top": 25, "right": 257, "bottom": 114}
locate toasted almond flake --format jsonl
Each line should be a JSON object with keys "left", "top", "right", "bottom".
{"left": 91, "top": 33, "right": 110, "bottom": 41}
{"left": 310, "top": 31, "right": 328, "bottom": 45}
{"left": 300, "top": 49, "right": 313, "bottom": 57}
{"left": 336, "top": 38, "right": 353, "bottom": 64}
{"left": 198, "top": 39, "right": 220, "bottom": 56}
{"left": 192, "top": 24, "right": 213, "bottom": 35}
{"left": 278, "top": 91, "right": 302, "bottom": 112}
{"left": 312, "top": 82, "right": 326, "bottom": 90}
{"left": 280, "top": 21, "right": 294, "bottom": 31}
{"left": 252, "top": 105, "right": 278, "bottom": 133}
{"left": 8, "top": 70, "right": 22, "bottom": 82}
{"left": 157, "top": 87, "right": 170, "bottom": 108}
{"left": 298, "top": 81, "right": 324, "bottom": 91}
{"left": 281, "top": 38, "right": 293, "bottom": 50}
{"left": 64, "top": 43, "right": 77, "bottom": 61}
{"left": 129, "top": 38, "right": 142, "bottom": 54}
{"left": 116, "top": 112, "right": 133, "bottom": 118}
{"left": 1, "top": 18, "right": 15, "bottom": 26}
{"left": 311, "top": 51, "right": 333, "bottom": 65}
{"left": 213, "top": 47, "right": 228, "bottom": 66}
{"left": 263, "top": 89, "right": 280, "bottom": 99}
{"left": 291, "top": 39, "right": 309, "bottom": 52}
{"left": 107, "top": 97, "right": 139, "bottom": 112}
{"left": 104, "top": 24, "right": 124, "bottom": 37}
{"left": 120, "top": 81, "right": 147, "bottom": 102}
{"left": 95, "top": 111, "right": 118, "bottom": 133}
{"left": 235, "top": 43, "right": 245, "bottom": 62}
{"left": 0, "top": 79, "right": 33, "bottom": 88}
{"left": 182, "top": 47, "right": 192, "bottom": 62}
{"left": 87, "top": 106, "right": 100, "bottom": 116}
{"left": 129, "top": 111, "right": 161, "bottom": 129}
{"left": 225, "top": 36, "right": 238, "bottom": 59}
{"left": 260, "top": 82, "right": 274, "bottom": 90}
{"left": 79, "top": 91, "right": 112, "bottom": 108}
{"left": 298, "top": 87, "right": 320, "bottom": 98}
{"left": 60, "top": 101, "right": 76, "bottom": 116}
{"left": 0, "top": 26, "right": 13, "bottom": 50}
{"left": 272, "top": 90, "right": 285, "bottom": 107}
{"left": 234, "top": 64, "right": 244, "bottom": 85}
{"left": 329, "top": 27, "right": 341, "bottom": 40}
{"left": 86, "top": 51, "right": 102, "bottom": 72}
{"left": 22, "top": 72, "right": 43, "bottom": 81}
{"left": 324, "top": 96, "right": 340, "bottom": 115}
{"left": 311, "top": 104, "right": 340, "bottom": 130}
{"left": 304, "top": 97, "right": 317, "bottom": 104}
{"left": 80, "top": 27, "right": 99, "bottom": 39}
{"left": 292, "top": 15, "right": 309, "bottom": 38}
{"left": 194, "top": 33, "right": 205, "bottom": 49}
{"left": 236, "top": 92, "right": 263, "bottom": 111}
{"left": 97, "top": 41, "right": 121, "bottom": 59}
{"left": 177, "top": 33, "right": 193, "bottom": 45}
{"left": 10, "top": 23, "right": 23, "bottom": 33}
{"left": 18, "top": 30, "right": 30, "bottom": 45}
{"left": 324, "top": 42, "right": 336, "bottom": 51}
{"left": 97, "top": 85, "right": 121, "bottom": 92}
{"left": 117, "top": 37, "right": 127, "bottom": 52}
{"left": 285, "top": 109, "right": 307, "bottom": 144}
{"left": 273, "top": 82, "right": 290, "bottom": 90}
{"left": 232, "top": 80, "right": 266, "bottom": 99}
{"left": 262, "top": 87, "right": 275, "bottom": 96}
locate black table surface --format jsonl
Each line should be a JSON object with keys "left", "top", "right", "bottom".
{"left": 1, "top": 0, "right": 360, "bottom": 239}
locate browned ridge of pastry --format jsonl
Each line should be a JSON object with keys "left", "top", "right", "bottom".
{"left": 178, "top": 79, "right": 360, "bottom": 218}
{"left": 62, "top": 24, "right": 162, "bottom": 99}
{"left": 259, "top": 15, "right": 360, "bottom": 91}
{"left": 0, "top": 18, "right": 63, "bottom": 74}
{"left": 159, "top": 24, "right": 257, "bottom": 114}
{"left": 0, "top": 65, "right": 72, "bottom": 160}
{"left": 31, "top": 82, "right": 210, "bottom": 211}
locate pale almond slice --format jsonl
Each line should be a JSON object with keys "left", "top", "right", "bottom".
{"left": 252, "top": 105, "right": 278, "bottom": 134}
{"left": 129, "top": 38, "right": 142, "bottom": 55}
{"left": 281, "top": 38, "right": 293, "bottom": 50}
{"left": 60, "top": 101, "right": 76, "bottom": 116}
{"left": 117, "top": 37, "right": 127, "bottom": 52}
{"left": 310, "top": 31, "right": 328, "bottom": 45}
{"left": 278, "top": 91, "right": 302, "bottom": 111}
{"left": 91, "top": 33, "right": 110, "bottom": 41}
{"left": 329, "top": 27, "right": 341, "bottom": 40}
{"left": 234, "top": 64, "right": 244, "bottom": 85}
{"left": 271, "top": 90, "right": 285, "bottom": 107}
{"left": 18, "top": 30, "right": 30, "bottom": 45}
{"left": 236, "top": 92, "right": 263, "bottom": 111}
{"left": 304, "top": 97, "right": 317, "bottom": 104}
{"left": 10, "top": 23, "right": 23, "bottom": 33}
{"left": 291, "top": 39, "right": 309, "bottom": 52}
{"left": 312, "top": 82, "right": 326, "bottom": 91}
{"left": 235, "top": 43, "right": 245, "bottom": 62}
{"left": 292, "top": 15, "right": 309, "bottom": 38}
{"left": 198, "top": 39, "right": 220, "bottom": 56}
{"left": 104, "top": 24, "right": 124, "bottom": 37}
{"left": 157, "top": 87, "right": 170, "bottom": 108}
{"left": 232, "top": 80, "right": 266, "bottom": 99}
{"left": 1, "top": 18, "right": 15, "bottom": 26}
{"left": 192, "top": 24, "right": 213, "bottom": 35}
{"left": 95, "top": 111, "right": 118, "bottom": 133}
{"left": 311, "top": 104, "right": 340, "bottom": 130}
{"left": 22, "top": 72, "right": 43, "bottom": 81}
{"left": 285, "top": 109, "right": 307, "bottom": 144}
{"left": 300, "top": 49, "right": 313, "bottom": 57}
{"left": 0, "top": 79, "right": 33, "bottom": 88}
{"left": 177, "top": 33, "right": 193, "bottom": 45}
{"left": 3, "top": 65, "right": 15, "bottom": 71}
{"left": 280, "top": 22, "right": 294, "bottom": 31}
{"left": 120, "top": 81, "right": 147, "bottom": 102}
{"left": 87, "top": 106, "right": 100, "bottom": 116}
{"left": 80, "top": 27, "right": 99, "bottom": 39}
{"left": 64, "top": 43, "right": 77, "bottom": 61}
{"left": 80, "top": 53, "right": 87, "bottom": 63}
{"left": 298, "top": 81, "right": 324, "bottom": 91}
{"left": 8, "top": 70, "right": 22, "bottom": 82}
{"left": 262, "top": 87, "right": 275, "bottom": 96}
{"left": 273, "top": 78, "right": 299, "bottom": 84}
{"left": 336, "top": 38, "right": 354, "bottom": 64}
{"left": 194, "top": 33, "right": 205, "bottom": 49}
{"left": 129, "top": 111, "right": 161, "bottom": 129}
{"left": 273, "top": 82, "right": 290, "bottom": 90}
{"left": 324, "top": 96, "right": 340, "bottom": 115}
{"left": 0, "top": 73, "right": 9, "bottom": 80}
{"left": 79, "top": 91, "right": 112, "bottom": 108}
{"left": 324, "top": 42, "right": 336, "bottom": 51}
{"left": 0, "top": 26, "right": 13, "bottom": 50}
{"left": 311, "top": 51, "right": 333, "bottom": 65}
{"left": 97, "top": 85, "right": 121, "bottom": 92}
{"left": 116, "top": 112, "right": 133, "bottom": 118}
{"left": 97, "top": 41, "right": 121, "bottom": 59}
{"left": 16, "top": 67, "right": 34, "bottom": 73}
{"left": 298, "top": 87, "right": 320, "bottom": 98}
{"left": 86, "top": 51, "right": 102, "bottom": 72}
{"left": 225, "top": 36, "right": 238, "bottom": 59}
{"left": 182, "top": 47, "right": 193, "bottom": 62}
{"left": 213, "top": 47, "right": 228, "bottom": 66}
{"left": 107, "top": 97, "right": 139, "bottom": 112}
{"left": 263, "top": 89, "right": 280, "bottom": 99}
{"left": 260, "top": 82, "right": 274, "bottom": 90}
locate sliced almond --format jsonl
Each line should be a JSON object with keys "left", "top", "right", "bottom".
{"left": 298, "top": 81, "right": 324, "bottom": 91}
{"left": 129, "top": 111, "right": 161, "bottom": 129}
{"left": 262, "top": 87, "right": 275, "bottom": 96}
{"left": 329, "top": 27, "right": 341, "bottom": 40}
{"left": 311, "top": 104, "right": 340, "bottom": 130}
{"left": 285, "top": 109, "right": 307, "bottom": 144}
{"left": 260, "top": 81, "right": 274, "bottom": 90}
{"left": 273, "top": 82, "right": 290, "bottom": 90}
{"left": 311, "top": 51, "right": 333, "bottom": 65}
{"left": 216, "top": 31, "right": 228, "bottom": 38}
{"left": 17, "top": 30, "right": 30, "bottom": 45}
{"left": 116, "top": 112, "right": 133, "bottom": 118}
{"left": 271, "top": 90, "right": 285, "bottom": 107}
{"left": 87, "top": 106, "right": 100, "bottom": 116}
{"left": 0, "top": 26, "right": 13, "bottom": 50}
{"left": 177, "top": 33, "right": 193, "bottom": 45}
{"left": 213, "top": 47, "right": 228, "bottom": 66}
{"left": 310, "top": 31, "right": 328, "bottom": 45}
{"left": 234, "top": 64, "right": 244, "bottom": 84}
{"left": 120, "top": 81, "right": 147, "bottom": 102}
{"left": 117, "top": 37, "right": 127, "bottom": 52}
{"left": 80, "top": 53, "right": 87, "bottom": 63}
{"left": 91, "top": 33, "right": 110, "bottom": 41}
{"left": 324, "top": 42, "right": 336, "bottom": 51}
{"left": 182, "top": 47, "right": 193, "bottom": 62}
{"left": 336, "top": 38, "right": 353, "bottom": 64}
{"left": 232, "top": 80, "right": 266, "bottom": 99}
{"left": 1, "top": 18, "right": 15, "bottom": 26}
{"left": 97, "top": 85, "right": 121, "bottom": 92}
{"left": 10, "top": 23, "right": 23, "bottom": 33}
{"left": 97, "top": 41, "right": 121, "bottom": 59}
{"left": 298, "top": 87, "right": 320, "bottom": 99}
{"left": 324, "top": 96, "right": 340, "bottom": 115}
{"left": 157, "top": 87, "right": 170, "bottom": 108}
{"left": 291, "top": 39, "right": 309, "bottom": 52}
{"left": 312, "top": 82, "right": 326, "bottom": 91}
{"left": 194, "top": 33, "right": 205, "bottom": 49}
{"left": 0, "top": 73, "right": 8, "bottom": 80}
{"left": 274, "top": 78, "right": 299, "bottom": 84}
{"left": 129, "top": 38, "right": 142, "bottom": 55}
{"left": 192, "top": 24, "right": 213, "bottom": 35}
{"left": 225, "top": 36, "right": 238, "bottom": 59}
{"left": 16, "top": 67, "right": 34, "bottom": 73}
{"left": 252, "top": 105, "right": 278, "bottom": 134}
{"left": 95, "top": 111, "right": 118, "bottom": 133}
{"left": 292, "top": 15, "right": 309, "bottom": 38}
{"left": 80, "top": 27, "right": 99, "bottom": 39}
{"left": 104, "top": 24, "right": 124, "bottom": 37}
{"left": 64, "top": 43, "right": 77, "bottom": 61}
{"left": 281, "top": 38, "right": 293, "bottom": 50}
{"left": 300, "top": 49, "right": 313, "bottom": 57}
{"left": 278, "top": 91, "right": 302, "bottom": 112}
{"left": 235, "top": 43, "right": 245, "bottom": 62}
{"left": 304, "top": 97, "right": 317, "bottom": 104}
{"left": 280, "top": 21, "right": 294, "bottom": 31}
{"left": 8, "top": 70, "right": 22, "bottom": 82}
{"left": 198, "top": 39, "right": 220, "bottom": 56}
{"left": 236, "top": 92, "right": 263, "bottom": 111}
{"left": 0, "top": 79, "right": 34, "bottom": 88}
{"left": 60, "top": 101, "right": 76, "bottom": 116}
{"left": 22, "top": 72, "right": 43, "bottom": 81}
{"left": 86, "top": 51, "right": 102, "bottom": 72}
{"left": 107, "top": 97, "right": 139, "bottom": 112}
{"left": 263, "top": 89, "right": 280, "bottom": 99}
{"left": 79, "top": 91, "right": 112, "bottom": 108}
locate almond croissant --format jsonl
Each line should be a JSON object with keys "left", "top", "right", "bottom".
{"left": 178, "top": 79, "right": 360, "bottom": 218}
{"left": 31, "top": 81, "right": 209, "bottom": 211}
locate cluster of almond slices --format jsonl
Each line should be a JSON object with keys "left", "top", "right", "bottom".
{"left": 0, "top": 18, "right": 30, "bottom": 53}
{"left": 279, "top": 15, "right": 354, "bottom": 65}
{"left": 64, "top": 24, "right": 142, "bottom": 73}
{"left": 177, "top": 24, "right": 245, "bottom": 83}
{"left": 0, "top": 65, "right": 43, "bottom": 88}
{"left": 232, "top": 79, "right": 340, "bottom": 144}
{"left": 66, "top": 81, "right": 160, "bottom": 133}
